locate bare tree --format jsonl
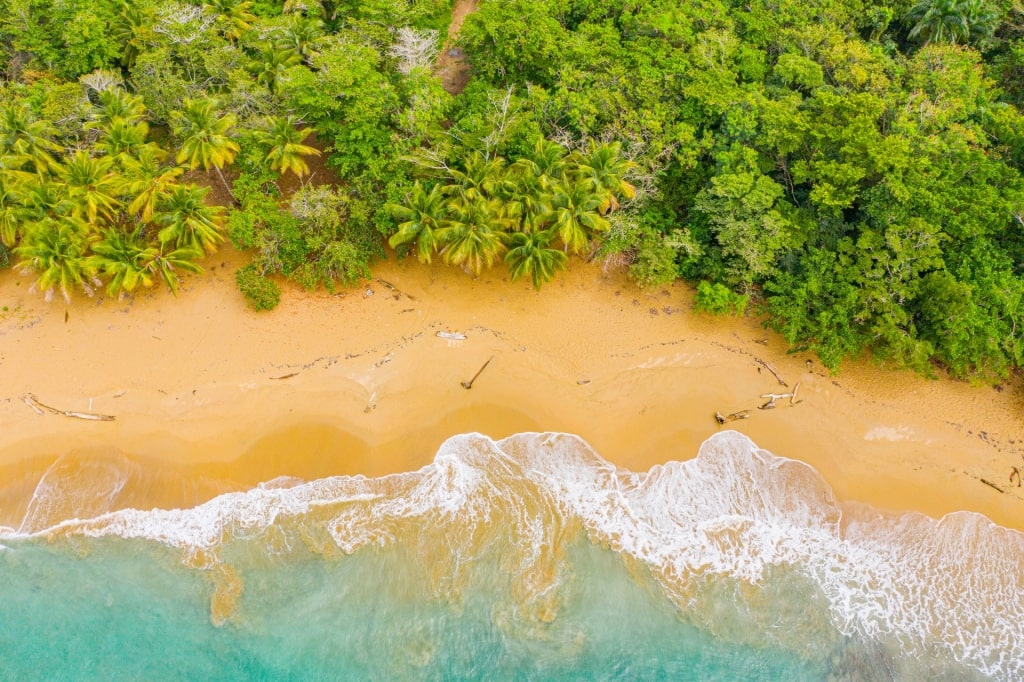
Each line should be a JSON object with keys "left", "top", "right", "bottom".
{"left": 388, "top": 27, "right": 440, "bottom": 75}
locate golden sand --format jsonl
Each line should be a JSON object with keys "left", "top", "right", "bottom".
{"left": 1, "top": 248, "right": 1022, "bottom": 531}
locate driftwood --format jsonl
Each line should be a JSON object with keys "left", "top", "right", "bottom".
{"left": 981, "top": 478, "right": 1004, "bottom": 494}
{"left": 1010, "top": 466, "right": 1021, "bottom": 488}
{"left": 437, "top": 331, "right": 467, "bottom": 341}
{"left": 375, "top": 278, "right": 416, "bottom": 301}
{"left": 715, "top": 410, "right": 751, "bottom": 424}
{"left": 755, "top": 358, "right": 788, "bottom": 387}
{"left": 758, "top": 382, "right": 801, "bottom": 410}
{"left": 271, "top": 372, "right": 299, "bottom": 380}
{"left": 461, "top": 356, "right": 493, "bottom": 389}
{"left": 21, "top": 393, "right": 115, "bottom": 421}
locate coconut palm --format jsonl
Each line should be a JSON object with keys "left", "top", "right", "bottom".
{"left": 89, "top": 89, "right": 147, "bottom": 127}
{"left": 0, "top": 175, "right": 29, "bottom": 247}
{"left": 905, "top": 0, "right": 999, "bottom": 45}
{"left": 150, "top": 245, "right": 204, "bottom": 294}
{"left": 551, "top": 180, "right": 610, "bottom": 254}
{"left": 93, "top": 119, "right": 151, "bottom": 164}
{"left": 254, "top": 116, "right": 320, "bottom": 178}
{"left": 386, "top": 182, "right": 449, "bottom": 263}
{"left": 155, "top": 184, "right": 224, "bottom": 253}
{"left": 111, "top": 0, "right": 153, "bottom": 68}
{"left": 437, "top": 196, "right": 508, "bottom": 275}
{"left": 444, "top": 152, "right": 508, "bottom": 205}
{"left": 119, "top": 146, "right": 184, "bottom": 223}
{"left": 58, "top": 151, "right": 120, "bottom": 225}
{"left": 249, "top": 46, "right": 302, "bottom": 93}
{"left": 14, "top": 216, "right": 100, "bottom": 301}
{"left": 170, "top": 98, "right": 240, "bottom": 199}
{"left": 0, "top": 103, "right": 62, "bottom": 174}
{"left": 92, "top": 227, "right": 160, "bottom": 296}
{"left": 504, "top": 228, "right": 567, "bottom": 290}
{"left": 571, "top": 141, "right": 637, "bottom": 213}
{"left": 276, "top": 15, "right": 324, "bottom": 63}
{"left": 205, "top": 0, "right": 257, "bottom": 41}
{"left": 513, "top": 138, "right": 568, "bottom": 191}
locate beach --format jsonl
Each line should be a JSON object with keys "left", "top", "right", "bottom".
{"left": 1, "top": 248, "right": 1022, "bottom": 533}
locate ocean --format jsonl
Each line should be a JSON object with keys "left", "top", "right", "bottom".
{"left": 1, "top": 431, "right": 1021, "bottom": 681}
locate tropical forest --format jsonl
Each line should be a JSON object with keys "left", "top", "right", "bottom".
{"left": 2, "top": 0, "right": 1024, "bottom": 380}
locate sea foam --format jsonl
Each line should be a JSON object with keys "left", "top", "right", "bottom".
{"left": 3, "top": 431, "right": 1022, "bottom": 680}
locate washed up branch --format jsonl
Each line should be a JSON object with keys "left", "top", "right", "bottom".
{"left": 755, "top": 358, "right": 787, "bottom": 387}
{"left": 437, "top": 331, "right": 466, "bottom": 341}
{"left": 715, "top": 410, "right": 750, "bottom": 424}
{"left": 758, "top": 382, "right": 801, "bottom": 410}
{"left": 461, "top": 356, "right": 493, "bottom": 389}
{"left": 21, "top": 393, "right": 115, "bottom": 421}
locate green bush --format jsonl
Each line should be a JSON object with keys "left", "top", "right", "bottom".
{"left": 235, "top": 263, "right": 281, "bottom": 311}
{"left": 693, "top": 281, "right": 748, "bottom": 316}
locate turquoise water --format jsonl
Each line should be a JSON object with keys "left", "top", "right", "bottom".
{"left": 1, "top": 432, "right": 1021, "bottom": 680}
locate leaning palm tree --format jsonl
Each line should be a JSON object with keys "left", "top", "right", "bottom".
{"left": 254, "top": 116, "right": 320, "bottom": 178}
{"left": 150, "top": 245, "right": 204, "bottom": 294}
{"left": 551, "top": 179, "right": 610, "bottom": 254}
{"left": 92, "top": 227, "right": 160, "bottom": 296}
{"left": 0, "top": 174, "right": 30, "bottom": 247}
{"left": 0, "top": 103, "right": 62, "bottom": 174}
{"left": 437, "top": 196, "right": 508, "bottom": 275}
{"left": 155, "top": 184, "right": 224, "bottom": 253}
{"left": 504, "top": 228, "right": 567, "bottom": 290}
{"left": 386, "top": 182, "right": 449, "bottom": 263}
{"left": 14, "top": 216, "right": 100, "bottom": 301}
{"left": 170, "top": 98, "right": 240, "bottom": 200}
{"left": 58, "top": 151, "right": 121, "bottom": 226}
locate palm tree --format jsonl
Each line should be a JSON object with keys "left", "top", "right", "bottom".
{"left": 444, "top": 152, "right": 508, "bottom": 205}
{"left": 14, "top": 217, "right": 99, "bottom": 301}
{"left": 0, "top": 103, "right": 62, "bottom": 174}
{"left": 119, "top": 146, "right": 184, "bottom": 223}
{"left": 249, "top": 46, "right": 302, "bottom": 93}
{"left": 437, "top": 196, "right": 508, "bottom": 275}
{"left": 89, "top": 89, "right": 147, "bottom": 127}
{"left": 92, "top": 227, "right": 160, "bottom": 296}
{"left": 93, "top": 119, "right": 151, "bottom": 165}
{"left": 504, "top": 228, "right": 567, "bottom": 290}
{"left": 905, "top": 0, "right": 999, "bottom": 46}
{"left": 93, "top": 227, "right": 204, "bottom": 296}
{"left": 551, "top": 180, "right": 610, "bottom": 254}
{"left": 276, "top": 15, "right": 324, "bottom": 64}
{"left": 150, "top": 245, "right": 204, "bottom": 294}
{"left": 170, "top": 98, "right": 240, "bottom": 200}
{"left": 58, "top": 151, "right": 120, "bottom": 225}
{"left": 386, "top": 182, "right": 449, "bottom": 263}
{"left": 512, "top": 138, "right": 568, "bottom": 191}
{"left": 155, "top": 184, "right": 224, "bottom": 253}
{"left": 111, "top": 0, "right": 153, "bottom": 68}
{"left": 0, "top": 173, "right": 31, "bottom": 247}
{"left": 254, "top": 116, "right": 320, "bottom": 178}
{"left": 204, "top": 0, "right": 257, "bottom": 41}
{"left": 571, "top": 141, "right": 637, "bottom": 213}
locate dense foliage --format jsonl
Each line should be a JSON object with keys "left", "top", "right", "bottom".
{"left": 1, "top": 0, "right": 1023, "bottom": 379}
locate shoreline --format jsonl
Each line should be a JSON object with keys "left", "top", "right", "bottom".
{"left": 1, "top": 248, "right": 1022, "bottom": 532}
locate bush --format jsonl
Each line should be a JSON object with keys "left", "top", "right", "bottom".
{"left": 693, "top": 281, "right": 748, "bottom": 316}
{"left": 235, "top": 263, "right": 281, "bottom": 311}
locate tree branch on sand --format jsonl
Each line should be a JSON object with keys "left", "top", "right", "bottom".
{"left": 758, "top": 382, "right": 801, "bottom": 409}
{"left": 21, "top": 393, "right": 116, "bottom": 421}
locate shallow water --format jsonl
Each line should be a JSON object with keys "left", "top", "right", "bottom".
{"left": 1, "top": 431, "right": 1021, "bottom": 681}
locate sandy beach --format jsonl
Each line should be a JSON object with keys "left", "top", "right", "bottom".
{"left": 1, "top": 248, "right": 1022, "bottom": 532}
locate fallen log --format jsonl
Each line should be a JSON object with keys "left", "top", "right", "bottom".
{"left": 437, "top": 331, "right": 467, "bottom": 341}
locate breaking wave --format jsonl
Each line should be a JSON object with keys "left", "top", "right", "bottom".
{"left": 4, "top": 431, "right": 1022, "bottom": 680}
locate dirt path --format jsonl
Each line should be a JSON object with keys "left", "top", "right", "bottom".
{"left": 435, "top": 0, "right": 478, "bottom": 95}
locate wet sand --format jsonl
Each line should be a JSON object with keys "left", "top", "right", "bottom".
{"left": 1, "top": 248, "right": 1022, "bottom": 532}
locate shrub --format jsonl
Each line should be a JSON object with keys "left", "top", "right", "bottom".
{"left": 694, "top": 281, "right": 748, "bottom": 315}
{"left": 235, "top": 263, "right": 281, "bottom": 311}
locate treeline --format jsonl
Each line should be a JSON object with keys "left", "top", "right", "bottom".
{"left": 446, "top": 0, "right": 1024, "bottom": 378}
{"left": 2, "top": 0, "right": 1024, "bottom": 379}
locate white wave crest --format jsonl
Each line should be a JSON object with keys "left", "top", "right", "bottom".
{"left": 3, "top": 431, "right": 1022, "bottom": 679}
